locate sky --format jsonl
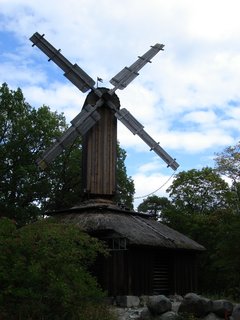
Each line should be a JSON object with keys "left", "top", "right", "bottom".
{"left": 0, "top": 0, "right": 240, "bottom": 209}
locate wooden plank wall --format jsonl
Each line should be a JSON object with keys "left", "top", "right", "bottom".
{"left": 82, "top": 90, "right": 120, "bottom": 199}
{"left": 93, "top": 247, "right": 198, "bottom": 296}
{"left": 83, "top": 105, "right": 117, "bottom": 196}
{"left": 173, "top": 251, "right": 198, "bottom": 295}
{"left": 94, "top": 250, "right": 129, "bottom": 296}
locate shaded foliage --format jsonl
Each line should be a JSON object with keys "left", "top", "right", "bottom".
{"left": 215, "top": 141, "right": 240, "bottom": 214}
{"left": 166, "top": 167, "right": 231, "bottom": 214}
{"left": 137, "top": 195, "right": 172, "bottom": 219}
{"left": 0, "top": 218, "right": 116, "bottom": 320}
{"left": 116, "top": 144, "right": 135, "bottom": 209}
{"left": 0, "top": 83, "right": 68, "bottom": 225}
{"left": 214, "top": 142, "right": 240, "bottom": 183}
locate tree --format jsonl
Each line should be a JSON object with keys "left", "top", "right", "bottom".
{"left": 0, "top": 83, "right": 135, "bottom": 225}
{"left": 214, "top": 141, "right": 240, "bottom": 183}
{"left": 137, "top": 195, "right": 172, "bottom": 219}
{"left": 161, "top": 166, "right": 233, "bottom": 248}
{"left": 0, "top": 218, "right": 116, "bottom": 320}
{"left": 215, "top": 141, "right": 240, "bottom": 213}
{"left": 166, "top": 167, "right": 231, "bottom": 215}
{"left": 116, "top": 144, "right": 135, "bottom": 209}
{"left": 213, "top": 212, "right": 240, "bottom": 299}
{"left": 0, "top": 83, "right": 68, "bottom": 225}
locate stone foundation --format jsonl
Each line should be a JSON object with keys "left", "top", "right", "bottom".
{"left": 109, "top": 293, "right": 239, "bottom": 320}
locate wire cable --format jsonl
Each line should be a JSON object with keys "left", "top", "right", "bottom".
{"left": 134, "top": 172, "right": 176, "bottom": 200}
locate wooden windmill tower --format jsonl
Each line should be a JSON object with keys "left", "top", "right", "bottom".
{"left": 30, "top": 32, "right": 179, "bottom": 203}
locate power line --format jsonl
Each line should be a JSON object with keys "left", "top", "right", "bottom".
{"left": 134, "top": 172, "right": 176, "bottom": 200}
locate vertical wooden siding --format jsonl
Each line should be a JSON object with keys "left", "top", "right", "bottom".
{"left": 94, "top": 250, "right": 129, "bottom": 296}
{"left": 82, "top": 89, "right": 120, "bottom": 198}
{"left": 93, "top": 247, "right": 198, "bottom": 296}
{"left": 173, "top": 251, "right": 198, "bottom": 295}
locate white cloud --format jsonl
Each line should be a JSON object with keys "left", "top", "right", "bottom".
{"left": 22, "top": 83, "right": 84, "bottom": 119}
{"left": 170, "top": 130, "right": 234, "bottom": 153}
{"left": 182, "top": 110, "right": 218, "bottom": 128}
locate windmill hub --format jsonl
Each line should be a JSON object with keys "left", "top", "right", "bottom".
{"left": 85, "top": 87, "right": 120, "bottom": 112}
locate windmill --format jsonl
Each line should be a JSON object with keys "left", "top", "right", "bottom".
{"left": 30, "top": 32, "right": 179, "bottom": 203}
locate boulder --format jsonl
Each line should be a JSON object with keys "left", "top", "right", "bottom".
{"left": 159, "top": 311, "right": 180, "bottom": 320}
{"left": 202, "top": 312, "right": 223, "bottom": 320}
{"left": 147, "top": 295, "right": 172, "bottom": 316}
{"left": 140, "top": 295, "right": 150, "bottom": 307}
{"left": 168, "top": 295, "right": 184, "bottom": 303}
{"left": 171, "top": 302, "right": 181, "bottom": 313}
{"left": 140, "top": 307, "right": 154, "bottom": 320}
{"left": 232, "top": 304, "right": 240, "bottom": 320}
{"left": 178, "top": 292, "right": 213, "bottom": 318}
{"left": 116, "top": 295, "right": 140, "bottom": 308}
{"left": 212, "top": 299, "right": 233, "bottom": 318}
{"left": 114, "top": 306, "right": 144, "bottom": 320}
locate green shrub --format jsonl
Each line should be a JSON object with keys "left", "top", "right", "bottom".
{"left": 0, "top": 217, "right": 114, "bottom": 319}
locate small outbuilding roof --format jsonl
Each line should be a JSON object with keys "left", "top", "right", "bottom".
{"left": 51, "top": 200, "right": 205, "bottom": 251}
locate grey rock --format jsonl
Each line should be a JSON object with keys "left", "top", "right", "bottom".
{"left": 172, "top": 302, "right": 181, "bottom": 313}
{"left": 147, "top": 295, "right": 172, "bottom": 316}
{"left": 202, "top": 312, "right": 223, "bottom": 320}
{"left": 159, "top": 311, "right": 180, "bottom": 320}
{"left": 139, "top": 307, "right": 154, "bottom": 320}
{"left": 113, "top": 307, "right": 128, "bottom": 320}
{"left": 168, "top": 295, "right": 184, "bottom": 303}
{"left": 114, "top": 306, "right": 144, "bottom": 320}
{"left": 212, "top": 299, "right": 233, "bottom": 318}
{"left": 128, "top": 309, "right": 142, "bottom": 319}
{"left": 178, "top": 292, "right": 213, "bottom": 318}
{"left": 232, "top": 304, "right": 240, "bottom": 320}
{"left": 116, "top": 296, "right": 140, "bottom": 308}
{"left": 140, "top": 295, "right": 150, "bottom": 307}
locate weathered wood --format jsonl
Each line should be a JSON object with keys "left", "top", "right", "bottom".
{"left": 94, "top": 247, "right": 198, "bottom": 296}
{"left": 82, "top": 89, "right": 120, "bottom": 199}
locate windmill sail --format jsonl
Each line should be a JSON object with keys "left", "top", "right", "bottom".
{"left": 37, "top": 104, "right": 100, "bottom": 169}
{"left": 110, "top": 43, "right": 164, "bottom": 90}
{"left": 30, "top": 32, "right": 95, "bottom": 92}
{"left": 115, "top": 108, "right": 179, "bottom": 171}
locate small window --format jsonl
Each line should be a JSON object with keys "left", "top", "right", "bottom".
{"left": 109, "top": 238, "right": 127, "bottom": 251}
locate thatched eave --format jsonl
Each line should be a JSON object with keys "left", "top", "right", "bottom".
{"left": 51, "top": 203, "right": 205, "bottom": 251}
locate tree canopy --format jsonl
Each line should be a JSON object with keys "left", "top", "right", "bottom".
{"left": 214, "top": 142, "right": 240, "bottom": 183}
{"left": 116, "top": 144, "right": 135, "bottom": 208}
{"left": 0, "top": 83, "right": 134, "bottom": 225}
{"left": 0, "top": 218, "right": 116, "bottom": 320}
{"left": 166, "top": 167, "right": 231, "bottom": 215}
{"left": 137, "top": 195, "right": 172, "bottom": 219}
{"left": 215, "top": 142, "right": 240, "bottom": 213}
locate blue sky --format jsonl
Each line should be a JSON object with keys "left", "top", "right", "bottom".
{"left": 0, "top": 0, "right": 240, "bottom": 208}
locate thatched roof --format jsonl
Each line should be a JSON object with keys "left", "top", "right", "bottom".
{"left": 51, "top": 200, "right": 205, "bottom": 252}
